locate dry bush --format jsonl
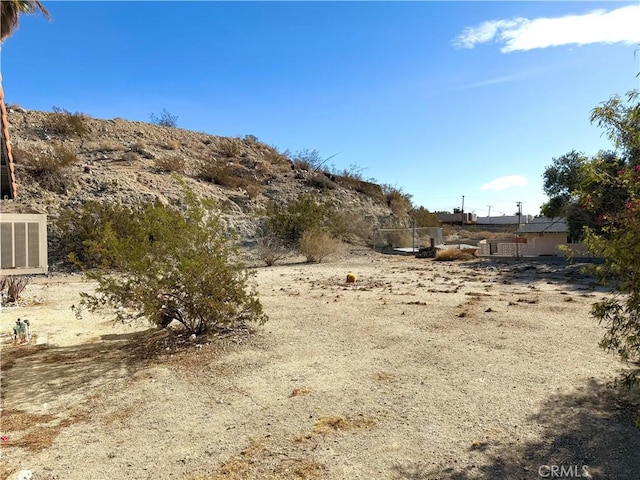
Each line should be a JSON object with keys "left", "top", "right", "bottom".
{"left": 94, "top": 141, "right": 121, "bottom": 153}
{"left": 243, "top": 182, "right": 264, "bottom": 199}
{"left": 197, "top": 161, "right": 261, "bottom": 194}
{"left": 434, "top": 248, "right": 474, "bottom": 261}
{"left": 382, "top": 184, "right": 412, "bottom": 217}
{"left": 24, "top": 144, "right": 78, "bottom": 193}
{"left": 129, "top": 142, "right": 154, "bottom": 159}
{"left": 45, "top": 107, "right": 90, "bottom": 138}
{"left": 217, "top": 138, "right": 241, "bottom": 157}
{"left": 353, "top": 180, "right": 384, "bottom": 201}
{"left": 255, "top": 236, "right": 289, "bottom": 266}
{"left": 131, "top": 141, "right": 146, "bottom": 153}
{"left": 306, "top": 173, "right": 338, "bottom": 190}
{"left": 197, "top": 161, "right": 240, "bottom": 187}
{"left": 1, "top": 275, "right": 31, "bottom": 303}
{"left": 154, "top": 155, "right": 185, "bottom": 174}
{"left": 262, "top": 146, "right": 290, "bottom": 166}
{"left": 331, "top": 212, "right": 374, "bottom": 243}
{"left": 381, "top": 230, "right": 413, "bottom": 248}
{"left": 242, "top": 134, "right": 259, "bottom": 144}
{"left": 299, "top": 230, "right": 344, "bottom": 263}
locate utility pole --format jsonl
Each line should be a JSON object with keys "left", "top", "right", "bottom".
{"left": 487, "top": 205, "right": 493, "bottom": 224}
{"left": 458, "top": 195, "right": 465, "bottom": 249}
{"left": 516, "top": 201, "right": 522, "bottom": 258}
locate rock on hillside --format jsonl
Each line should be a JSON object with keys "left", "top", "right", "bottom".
{"left": 2, "top": 108, "right": 403, "bottom": 248}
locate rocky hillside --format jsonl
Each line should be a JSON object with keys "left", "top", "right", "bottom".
{"left": 2, "top": 108, "right": 405, "bottom": 252}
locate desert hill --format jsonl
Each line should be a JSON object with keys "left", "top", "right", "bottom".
{"left": 2, "top": 107, "right": 407, "bottom": 260}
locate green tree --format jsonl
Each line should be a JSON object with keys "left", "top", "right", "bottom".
{"left": 576, "top": 90, "right": 640, "bottom": 388}
{"left": 541, "top": 150, "right": 588, "bottom": 218}
{"left": 0, "top": 0, "right": 49, "bottom": 42}
{"left": 74, "top": 190, "right": 266, "bottom": 335}
{"left": 590, "top": 90, "right": 640, "bottom": 166}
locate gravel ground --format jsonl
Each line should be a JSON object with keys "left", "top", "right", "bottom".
{"left": 1, "top": 253, "right": 639, "bottom": 480}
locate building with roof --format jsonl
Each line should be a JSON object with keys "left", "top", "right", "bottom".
{"left": 519, "top": 217, "right": 589, "bottom": 256}
{"left": 477, "top": 217, "right": 588, "bottom": 257}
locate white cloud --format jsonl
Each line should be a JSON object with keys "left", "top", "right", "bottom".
{"left": 453, "top": 5, "right": 640, "bottom": 52}
{"left": 481, "top": 175, "right": 528, "bottom": 191}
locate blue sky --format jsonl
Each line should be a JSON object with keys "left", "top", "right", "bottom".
{"left": 1, "top": 1, "right": 639, "bottom": 216}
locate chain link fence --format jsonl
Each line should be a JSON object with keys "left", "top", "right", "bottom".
{"left": 373, "top": 227, "right": 443, "bottom": 252}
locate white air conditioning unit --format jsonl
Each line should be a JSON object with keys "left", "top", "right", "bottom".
{"left": 0, "top": 213, "right": 48, "bottom": 275}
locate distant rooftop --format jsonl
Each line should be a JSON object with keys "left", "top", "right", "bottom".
{"left": 518, "top": 217, "right": 568, "bottom": 234}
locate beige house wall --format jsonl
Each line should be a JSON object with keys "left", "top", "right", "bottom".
{"left": 522, "top": 232, "right": 567, "bottom": 255}
{"left": 478, "top": 235, "right": 589, "bottom": 257}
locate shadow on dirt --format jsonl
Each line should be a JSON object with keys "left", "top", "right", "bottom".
{"left": 0, "top": 329, "right": 169, "bottom": 412}
{"left": 462, "top": 259, "right": 607, "bottom": 293}
{"left": 391, "top": 379, "right": 640, "bottom": 480}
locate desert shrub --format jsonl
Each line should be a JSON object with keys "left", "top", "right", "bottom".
{"left": 154, "top": 156, "right": 185, "bottom": 174}
{"left": 196, "top": 161, "right": 262, "bottom": 196}
{"left": 255, "top": 235, "right": 290, "bottom": 266}
{"left": 330, "top": 211, "right": 374, "bottom": 244}
{"left": 45, "top": 107, "right": 90, "bottom": 139}
{"left": 217, "top": 138, "right": 241, "bottom": 158}
{"left": 299, "top": 230, "right": 344, "bottom": 263}
{"left": 150, "top": 109, "right": 178, "bottom": 128}
{"left": 94, "top": 141, "right": 120, "bottom": 153}
{"left": 54, "top": 200, "right": 137, "bottom": 268}
{"left": 197, "top": 162, "right": 242, "bottom": 188}
{"left": 244, "top": 182, "right": 264, "bottom": 199}
{"left": 382, "top": 184, "right": 412, "bottom": 217}
{"left": 262, "top": 146, "right": 290, "bottom": 167}
{"left": 24, "top": 144, "right": 78, "bottom": 193}
{"left": 0, "top": 276, "right": 31, "bottom": 304}
{"left": 286, "top": 148, "right": 326, "bottom": 171}
{"left": 128, "top": 142, "right": 154, "bottom": 159}
{"left": 434, "top": 248, "right": 473, "bottom": 261}
{"left": 131, "top": 141, "right": 146, "bottom": 153}
{"left": 335, "top": 176, "right": 385, "bottom": 202}
{"left": 75, "top": 189, "right": 266, "bottom": 335}
{"left": 264, "top": 192, "right": 341, "bottom": 247}
{"left": 306, "top": 173, "right": 338, "bottom": 190}
{"left": 382, "top": 230, "right": 413, "bottom": 248}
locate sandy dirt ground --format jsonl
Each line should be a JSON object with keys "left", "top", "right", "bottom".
{"left": 1, "top": 253, "right": 639, "bottom": 480}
